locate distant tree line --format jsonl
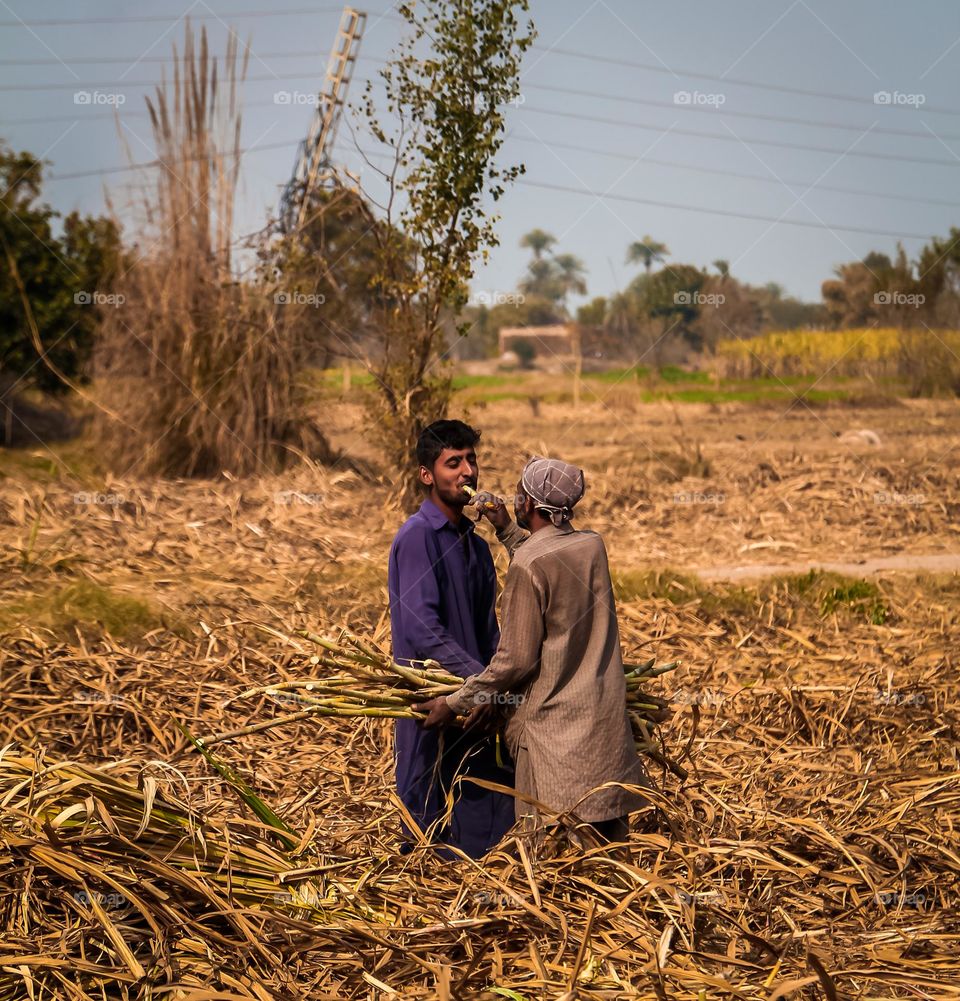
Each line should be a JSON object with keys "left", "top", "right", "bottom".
{"left": 462, "top": 229, "right": 825, "bottom": 363}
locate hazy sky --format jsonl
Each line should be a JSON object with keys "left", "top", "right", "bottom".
{"left": 2, "top": 1, "right": 958, "bottom": 304}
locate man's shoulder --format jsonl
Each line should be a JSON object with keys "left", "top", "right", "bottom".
{"left": 390, "top": 510, "right": 432, "bottom": 550}
{"left": 513, "top": 526, "right": 604, "bottom": 567}
{"left": 565, "top": 527, "right": 607, "bottom": 560}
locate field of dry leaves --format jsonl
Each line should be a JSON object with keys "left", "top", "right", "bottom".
{"left": 1, "top": 394, "right": 959, "bottom": 999}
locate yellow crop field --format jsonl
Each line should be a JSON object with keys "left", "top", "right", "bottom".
{"left": 716, "top": 327, "right": 960, "bottom": 382}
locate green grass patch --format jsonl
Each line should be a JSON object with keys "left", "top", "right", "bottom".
{"left": 300, "top": 364, "right": 892, "bottom": 409}
{"left": 640, "top": 386, "right": 851, "bottom": 405}
{"left": 583, "top": 365, "right": 712, "bottom": 384}
{"left": 301, "top": 367, "right": 375, "bottom": 394}
{"left": 450, "top": 369, "right": 863, "bottom": 407}
{"left": 462, "top": 390, "right": 535, "bottom": 404}
{"left": 0, "top": 450, "right": 63, "bottom": 483}
{"left": 614, "top": 566, "right": 890, "bottom": 624}
{"left": 0, "top": 579, "right": 190, "bottom": 641}
{"left": 583, "top": 365, "right": 650, "bottom": 383}
{"left": 658, "top": 365, "right": 711, "bottom": 384}
{"left": 0, "top": 441, "right": 105, "bottom": 485}
{"left": 762, "top": 569, "right": 889, "bottom": 624}
{"left": 612, "top": 568, "right": 754, "bottom": 618}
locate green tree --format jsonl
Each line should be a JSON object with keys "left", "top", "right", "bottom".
{"left": 519, "top": 255, "right": 564, "bottom": 302}
{"left": 690, "top": 273, "right": 764, "bottom": 351}
{"left": 762, "top": 293, "right": 822, "bottom": 330}
{"left": 642, "top": 264, "right": 706, "bottom": 350}
{"left": 270, "top": 185, "right": 386, "bottom": 369}
{"left": 517, "top": 232, "right": 587, "bottom": 313}
{"left": 576, "top": 295, "right": 607, "bottom": 326}
{"left": 821, "top": 253, "right": 897, "bottom": 328}
{"left": 357, "top": 0, "right": 534, "bottom": 503}
{"left": 626, "top": 236, "right": 669, "bottom": 275}
{"left": 916, "top": 227, "right": 960, "bottom": 327}
{"left": 553, "top": 252, "right": 587, "bottom": 310}
{"left": 0, "top": 144, "right": 120, "bottom": 397}
{"left": 519, "top": 228, "right": 556, "bottom": 260}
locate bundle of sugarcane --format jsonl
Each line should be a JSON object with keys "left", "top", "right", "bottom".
{"left": 197, "top": 628, "right": 683, "bottom": 774}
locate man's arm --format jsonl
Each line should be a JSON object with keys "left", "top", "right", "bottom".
{"left": 495, "top": 520, "right": 528, "bottom": 560}
{"left": 479, "top": 546, "right": 500, "bottom": 668}
{"left": 478, "top": 499, "right": 528, "bottom": 560}
{"left": 445, "top": 562, "right": 545, "bottom": 715}
{"left": 389, "top": 528, "right": 484, "bottom": 679}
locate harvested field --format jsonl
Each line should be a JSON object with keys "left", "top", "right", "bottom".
{"left": 1, "top": 397, "right": 959, "bottom": 998}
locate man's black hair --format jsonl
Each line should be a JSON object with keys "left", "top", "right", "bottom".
{"left": 416, "top": 419, "right": 481, "bottom": 471}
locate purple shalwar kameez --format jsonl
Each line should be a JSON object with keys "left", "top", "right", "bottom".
{"left": 388, "top": 498, "right": 516, "bottom": 858}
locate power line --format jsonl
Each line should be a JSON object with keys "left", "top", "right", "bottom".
{"left": 24, "top": 98, "right": 960, "bottom": 211}
{"left": 6, "top": 78, "right": 960, "bottom": 169}
{"left": 520, "top": 81, "right": 960, "bottom": 144}
{"left": 13, "top": 95, "right": 954, "bottom": 210}
{"left": 0, "top": 7, "right": 350, "bottom": 28}
{"left": 0, "top": 49, "right": 330, "bottom": 66}
{"left": 0, "top": 71, "right": 343, "bottom": 92}
{"left": 530, "top": 43, "right": 960, "bottom": 120}
{"left": 508, "top": 135, "right": 960, "bottom": 212}
{"left": 346, "top": 144, "right": 941, "bottom": 240}
{"left": 46, "top": 139, "right": 298, "bottom": 180}
{"left": 44, "top": 138, "right": 941, "bottom": 240}
{"left": 12, "top": 97, "right": 956, "bottom": 209}
{"left": 521, "top": 104, "right": 960, "bottom": 169}
{"left": 2, "top": 23, "right": 957, "bottom": 118}
{"left": 5, "top": 56, "right": 958, "bottom": 144}
{"left": 514, "top": 177, "right": 937, "bottom": 240}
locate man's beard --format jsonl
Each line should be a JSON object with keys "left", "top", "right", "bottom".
{"left": 439, "top": 484, "right": 469, "bottom": 507}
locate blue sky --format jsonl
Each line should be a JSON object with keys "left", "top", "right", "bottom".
{"left": 2, "top": 0, "right": 958, "bottom": 304}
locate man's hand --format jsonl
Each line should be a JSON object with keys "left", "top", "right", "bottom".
{"left": 477, "top": 494, "right": 512, "bottom": 532}
{"left": 413, "top": 696, "right": 458, "bottom": 730}
{"left": 463, "top": 699, "right": 497, "bottom": 734}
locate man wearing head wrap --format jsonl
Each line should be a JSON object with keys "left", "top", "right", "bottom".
{"left": 416, "top": 456, "right": 650, "bottom": 847}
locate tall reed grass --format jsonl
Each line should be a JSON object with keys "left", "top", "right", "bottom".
{"left": 94, "top": 26, "right": 332, "bottom": 476}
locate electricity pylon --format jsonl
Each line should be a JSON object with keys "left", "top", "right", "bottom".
{"left": 278, "top": 6, "right": 366, "bottom": 233}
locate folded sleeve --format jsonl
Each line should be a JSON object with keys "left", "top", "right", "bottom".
{"left": 388, "top": 526, "right": 484, "bottom": 679}
{"left": 446, "top": 561, "right": 545, "bottom": 714}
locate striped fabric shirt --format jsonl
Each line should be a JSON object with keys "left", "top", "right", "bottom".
{"left": 446, "top": 521, "right": 648, "bottom": 823}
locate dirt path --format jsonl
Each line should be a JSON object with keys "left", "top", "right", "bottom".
{"left": 693, "top": 551, "right": 960, "bottom": 581}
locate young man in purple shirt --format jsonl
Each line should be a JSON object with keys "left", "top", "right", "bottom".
{"left": 388, "top": 420, "right": 516, "bottom": 858}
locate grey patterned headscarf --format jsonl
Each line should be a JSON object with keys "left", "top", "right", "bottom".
{"left": 520, "top": 456, "right": 585, "bottom": 527}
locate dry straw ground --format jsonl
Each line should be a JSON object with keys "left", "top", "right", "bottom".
{"left": 1, "top": 397, "right": 959, "bottom": 999}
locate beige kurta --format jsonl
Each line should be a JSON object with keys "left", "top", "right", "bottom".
{"left": 447, "top": 522, "right": 648, "bottom": 823}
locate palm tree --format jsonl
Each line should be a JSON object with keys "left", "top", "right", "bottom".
{"left": 519, "top": 257, "right": 562, "bottom": 301}
{"left": 626, "top": 236, "right": 669, "bottom": 275}
{"left": 605, "top": 289, "right": 635, "bottom": 339}
{"left": 520, "top": 228, "right": 556, "bottom": 261}
{"left": 553, "top": 253, "right": 587, "bottom": 306}
{"left": 713, "top": 258, "right": 730, "bottom": 281}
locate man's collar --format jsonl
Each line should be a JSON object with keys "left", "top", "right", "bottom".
{"left": 419, "top": 497, "right": 474, "bottom": 533}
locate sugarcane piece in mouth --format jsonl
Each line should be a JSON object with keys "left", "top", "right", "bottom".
{"left": 461, "top": 483, "right": 498, "bottom": 510}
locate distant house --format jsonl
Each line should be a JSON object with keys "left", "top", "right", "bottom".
{"left": 499, "top": 324, "right": 575, "bottom": 359}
